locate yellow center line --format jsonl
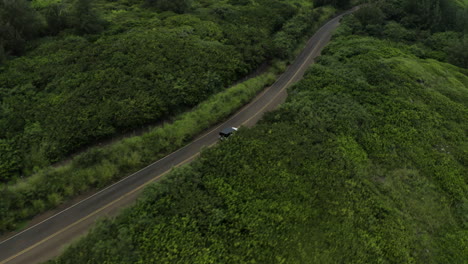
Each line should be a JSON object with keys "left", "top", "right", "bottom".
{"left": 242, "top": 32, "right": 327, "bottom": 126}
{"left": 1, "top": 15, "right": 339, "bottom": 264}
{"left": 0, "top": 153, "right": 199, "bottom": 264}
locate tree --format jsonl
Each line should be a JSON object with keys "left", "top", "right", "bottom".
{"left": 447, "top": 37, "right": 468, "bottom": 68}
{"left": 67, "top": 0, "right": 105, "bottom": 34}
{"left": 0, "top": 139, "right": 21, "bottom": 182}
{"left": 314, "top": 0, "right": 350, "bottom": 9}
{"left": 0, "top": 0, "right": 44, "bottom": 55}
{"left": 402, "top": 0, "right": 442, "bottom": 30}
{"left": 383, "top": 22, "right": 414, "bottom": 42}
{"left": 354, "top": 4, "right": 385, "bottom": 27}
{"left": 228, "top": 0, "right": 251, "bottom": 5}
{"left": 44, "top": 3, "right": 68, "bottom": 36}
{"left": 0, "top": 40, "right": 6, "bottom": 63}
{"left": 145, "top": 0, "right": 192, "bottom": 14}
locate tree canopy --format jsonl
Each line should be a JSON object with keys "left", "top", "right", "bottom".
{"left": 49, "top": 29, "right": 468, "bottom": 264}
{"left": 0, "top": 0, "right": 326, "bottom": 182}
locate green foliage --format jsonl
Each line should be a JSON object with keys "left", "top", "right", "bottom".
{"left": 315, "top": 0, "right": 351, "bottom": 9}
{"left": 271, "top": 7, "right": 334, "bottom": 59}
{"left": 0, "top": 66, "right": 277, "bottom": 233}
{"left": 48, "top": 30, "right": 467, "bottom": 264}
{"left": 354, "top": 4, "right": 385, "bottom": 26}
{"left": 0, "top": 0, "right": 331, "bottom": 182}
{"left": 228, "top": 0, "right": 251, "bottom": 5}
{"left": 0, "top": 0, "right": 44, "bottom": 55}
{"left": 42, "top": 3, "right": 68, "bottom": 35}
{"left": 31, "top": 0, "right": 63, "bottom": 9}
{"left": 383, "top": 0, "right": 466, "bottom": 32}
{"left": 145, "top": 0, "right": 192, "bottom": 13}
{"left": 0, "top": 0, "right": 338, "bottom": 234}
{"left": 339, "top": 0, "right": 467, "bottom": 68}
{"left": 67, "top": 0, "right": 106, "bottom": 34}
{"left": 383, "top": 21, "right": 415, "bottom": 42}
{"left": 446, "top": 36, "right": 468, "bottom": 68}
{"left": 0, "top": 43, "right": 5, "bottom": 63}
{"left": 0, "top": 139, "right": 21, "bottom": 181}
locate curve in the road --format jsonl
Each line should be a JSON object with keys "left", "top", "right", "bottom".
{"left": 0, "top": 7, "right": 359, "bottom": 264}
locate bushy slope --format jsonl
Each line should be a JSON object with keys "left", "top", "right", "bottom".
{"left": 0, "top": 0, "right": 340, "bottom": 234}
{"left": 49, "top": 34, "right": 468, "bottom": 263}
{"left": 0, "top": 0, "right": 328, "bottom": 180}
{"left": 455, "top": 0, "right": 467, "bottom": 7}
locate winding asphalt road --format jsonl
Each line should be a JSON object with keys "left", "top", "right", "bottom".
{"left": 0, "top": 7, "right": 358, "bottom": 264}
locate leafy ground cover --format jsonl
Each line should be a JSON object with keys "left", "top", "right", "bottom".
{"left": 48, "top": 8, "right": 467, "bottom": 263}
{"left": 0, "top": 0, "right": 331, "bottom": 180}
{"left": 0, "top": 0, "right": 338, "bottom": 234}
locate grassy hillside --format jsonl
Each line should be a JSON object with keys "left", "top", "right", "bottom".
{"left": 48, "top": 17, "right": 468, "bottom": 264}
{"left": 0, "top": 0, "right": 331, "bottom": 181}
{"left": 455, "top": 0, "right": 468, "bottom": 7}
{"left": 0, "top": 0, "right": 340, "bottom": 234}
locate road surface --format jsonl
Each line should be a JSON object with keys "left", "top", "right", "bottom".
{"left": 0, "top": 7, "right": 358, "bottom": 264}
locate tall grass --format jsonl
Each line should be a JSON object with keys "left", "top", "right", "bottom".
{"left": 0, "top": 65, "right": 278, "bottom": 233}
{"left": 0, "top": 6, "right": 337, "bottom": 233}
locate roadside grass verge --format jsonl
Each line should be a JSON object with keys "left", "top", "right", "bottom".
{"left": 0, "top": 6, "right": 336, "bottom": 234}
{"left": 49, "top": 35, "right": 467, "bottom": 263}
{"left": 0, "top": 65, "right": 279, "bottom": 233}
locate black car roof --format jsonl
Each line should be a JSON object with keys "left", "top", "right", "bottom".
{"left": 220, "top": 127, "right": 236, "bottom": 135}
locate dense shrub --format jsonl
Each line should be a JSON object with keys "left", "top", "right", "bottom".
{"left": 145, "top": 0, "right": 192, "bottom": 14}
{"left": 0, "top": 64, "right": 281, "bottom": 233}
{"left": 0, "top": 0, "right": 44, "bottom": 56}
{"left": 0, "top": 0, "right": 338, "bottom": 234}
{"left": 67, "top": 0, "right": 106, "bottom": 34}
{"left": 315, "top": 0, "right": 350, "bottom": 9}
{"left": 50, "top": 35, "right": 467, "bottom": 264}
{"left": 0, "top": 0, "right": 331, "bottom": 181}
{"left": 342, "top": 0, "right": 467, "bottom": 68}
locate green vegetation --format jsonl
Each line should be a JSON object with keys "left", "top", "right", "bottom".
{"left": 0, "top": 65, "right": 278, "bottom": 233}
{"left": 0, "top": 0, "right": 339, "bottom": 233}
{"left": 0, "top": 0, "right": 340, "bottom": 182}
{"left": 48, "top": 1, "right": 468, "bottom": 263}
{"left": 49, "top": 39, "right": 468, "bottom": 263}
{"left": 346, "top": 0, "right": 467, "bottom": 68}
{"left": 0, "top": 0, "right": 44, "bottom": 56}
{"left": 145, "top": 0, "right": 192, "bottom": 13}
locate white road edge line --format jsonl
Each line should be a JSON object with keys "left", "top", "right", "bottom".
{"left": 0, "top": 10, "right": 349, "bottom": 247}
